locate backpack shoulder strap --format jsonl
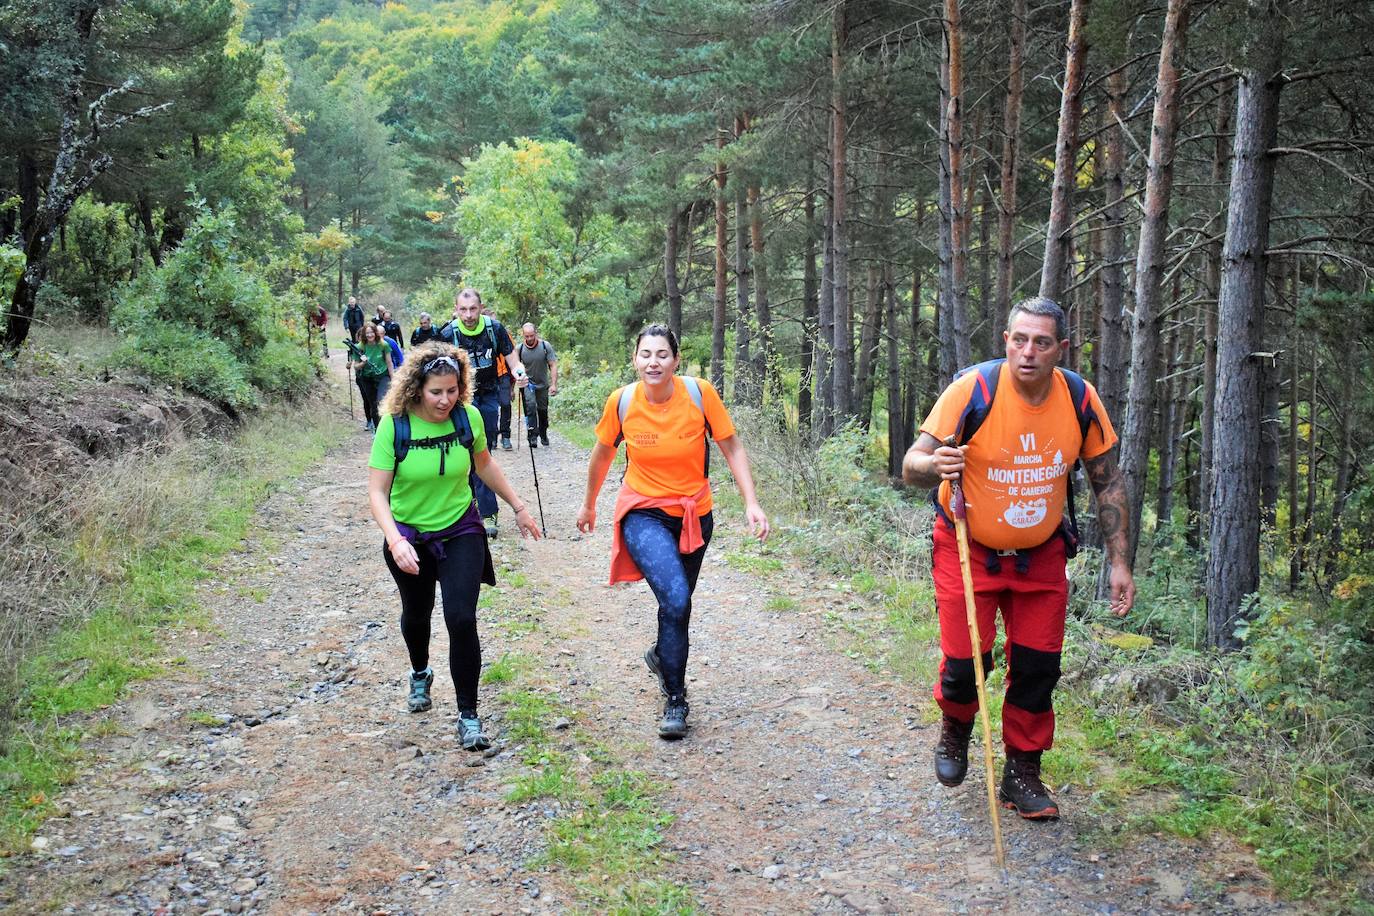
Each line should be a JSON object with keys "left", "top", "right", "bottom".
{"left": 1054, "top": 366, "right": 1097, "bottom": 444}
{"left": 682, "top": 377, "right": 712, "bottom": 437}
{"left": 614, "top": 383, "right": 638, "bottom": 446}
{"left": 454, "top": 404, "right": 475, "bottom": 455}
{"left": 954, "top": 358, "right": 1004, "bottom": 445}
{"left": 392, "top": 414, "right": 411, "bottom": 470}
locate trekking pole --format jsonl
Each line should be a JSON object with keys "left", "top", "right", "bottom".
{"left": 526, "top": 392, "right": 547, "bottom": 537}
{"left": 347, "top": 357, "right": 355, "bottom": 420}
{"left": 943, "top": 435, "right": 1007, "bottom": 873}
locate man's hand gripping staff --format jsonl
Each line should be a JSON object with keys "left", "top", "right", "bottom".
{"left": 943, "top": 435, "right": 1007, "bottom": 873}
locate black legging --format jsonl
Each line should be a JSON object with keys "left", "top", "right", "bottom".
{"left": 383, "top": 534, "right": 485, "bottom": 714}
{"left": 357, "top": 373, "right": 382, "bottom": 426}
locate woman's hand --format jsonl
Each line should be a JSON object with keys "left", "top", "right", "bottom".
{"left": 514, "top": 506, "right": 543, "bottom": 540}
{"left": 745, "top": 502, "right": 770, "bottom": 543}
{"left": 576, "top": 505, "right": 596, "bottom": 534}
{"left": 389, "top": 537, "right": 419, "bottom": 575}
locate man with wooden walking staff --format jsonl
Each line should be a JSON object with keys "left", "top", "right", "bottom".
{"left": 903, "top": 296, "right": 1136, "bottom": 824}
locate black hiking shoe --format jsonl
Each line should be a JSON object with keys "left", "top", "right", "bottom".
{"left": 999, "top": 750, "right": 1060, "bottom": 819}
{"left": 934, "top": 714, "right": 974, "bottom": 787}
{"left": 540, "top": 434, "right": 550, "bottom": 447}
{"left": 658, "top": 694, "right": 689, "bottom": 740}
{"left": 407, "top": 667, "right": 434, "bottom": 713}
{"left": 643, "top": 647, "right": 668, "bottom": 697}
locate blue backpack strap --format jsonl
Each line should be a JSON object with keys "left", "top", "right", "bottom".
{"left": 953, "top": 358, "right": 1004, "bottom": 445}
{"left": 683, "top": 377, "right": 713, "bottom": 476}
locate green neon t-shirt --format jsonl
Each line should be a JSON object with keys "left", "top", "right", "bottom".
{"left": 368, "top": 405, "right": 487, "bottom": 531}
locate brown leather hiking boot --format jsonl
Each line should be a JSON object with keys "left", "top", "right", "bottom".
{"left": 934, "top": 715, "right": 975, "bottom": 787}
{"left": 999, "top": 750, "right": 1060, "bottom": 819}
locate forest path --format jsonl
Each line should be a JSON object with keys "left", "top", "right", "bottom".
{"left": 1, "top": 344, "right": 1290, "bottom": 915}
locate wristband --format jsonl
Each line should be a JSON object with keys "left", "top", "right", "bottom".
{"left": 512, "top": 505, "right": 528, "bottom": 515}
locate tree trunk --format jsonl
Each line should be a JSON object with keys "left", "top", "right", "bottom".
{"left": 1260, "top": 345, "right": 1281, "bottom": 527}
{"left": 1039, "top": 0, "right": 1089, "bottom": 302}
{"left": 749, "top": 181, "right": 772, "bottom": 405}
{"left": 800, "top": 176, "right": 819, "bottom": 432}
{"left": 1097, "top": 67, "right": 1128, "bottom": 426}
{"left": 135, "top": 191, "right": 164, "bottom": 268}
{"left": 886, "top": 261, "right": 903, "bottom": 478}
{"left": 733, "top": 137, "right": 754, "bottom": 406}
{"left": 665, "top": 206, "right": 682, "bottom": 339}
{"left": 995, "top": 0, "right": 1026, "bottom": 321}
{"left": 816, "top": 162, "right": 836, "bottom": 438}
{"left": 712, "top": 133, "right": 728, "bottom": 392}
{"left": 855, "top": 265, "right": 881, "bottom": 431}
{"left": 1119, "top": 0, "right": 1190, "bottom": 566}
{"left": 939, "top": 0, "right": 971, "bottom": 377}
{"left": 978, "top": 163, "right": 995, "bottom": 357}
{"left": 1200, "top": 86, "right": 1232, "bottom": 544}
{"left": 1207, "top": 3, "right": 1284, "bottom": 650}
{"left": 1286, "top": 259, "right": 1300, "bottom": 589}
{"left": 831, "top": 2, "right": 853, "bottom": 424}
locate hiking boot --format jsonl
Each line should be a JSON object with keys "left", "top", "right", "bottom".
{"left": 643, "top": 646, "right": 668, "bottom": 697}
{"left": 500, "top": 436, "right": 513, "bottom": 450}
{"left": 458, "top": 713, "right": 491, "bottom": 751}
{"left": 483, "top": 515, "right": 498, "bottom": 538}
{"left": 528, "top": 438, "right": 538, "bottom": 449}
{"left": 540, "top": 434, "right": 550, "bottom": 447}
{"left": 934, "top": 714, "right": 975, "bottom": 787}
{"left": 658, "top": 694, "right": 689, "bottom": 740}
{"left": 407, "top": 667, "right": 434, "bottom": 712}
{"left": 1000, "top": 750, "right": 1060, "bottom": 819}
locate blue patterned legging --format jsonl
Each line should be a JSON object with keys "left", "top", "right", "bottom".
{"left": 620, "top": 509, "right": 715, "bottom": 696}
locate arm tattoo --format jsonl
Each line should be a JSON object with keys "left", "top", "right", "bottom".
{"left": 1084, "top": 447, "right": 1132, "bottom": 566}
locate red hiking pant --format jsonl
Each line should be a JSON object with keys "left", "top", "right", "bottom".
{"left": 931, "top": 522, "right": 1068, "bottom": 752}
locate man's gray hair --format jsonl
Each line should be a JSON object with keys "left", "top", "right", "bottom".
{"left": 419, "top": 312, "right": 431, "bottom": 320}
{"left": 1008, "top": 296, "right": 1068, "bottom": 342}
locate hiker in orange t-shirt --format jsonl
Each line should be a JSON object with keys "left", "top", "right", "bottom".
{"left": 577, "top": 324, "right": 769, "bottom": 740}
{"left": 902, "top": 296, "right": 1135, "bottom": 820}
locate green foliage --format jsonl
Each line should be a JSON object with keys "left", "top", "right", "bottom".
{"left": 555, "top": 366, "right": 633, "bottom": 427}
{"left": 42, "top": 199, "right": 136, "bottom": 322}
{"left": 111, "top": 206, "right": 314, "bottom": 408}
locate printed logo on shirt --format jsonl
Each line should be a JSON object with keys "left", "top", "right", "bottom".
{"left": 987, "top": 434, "right": 1071, "bottom": 527}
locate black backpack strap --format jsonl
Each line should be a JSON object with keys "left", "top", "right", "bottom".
{"left": 392, "top": 414, "right": 411, "bottom": 471}
{"left": 954, "top": 358, "right": 1005, "bottom": 446}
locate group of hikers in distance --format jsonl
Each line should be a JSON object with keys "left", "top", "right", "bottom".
{"left": 359, "top": 285, "right": 1136, "bottom": 822}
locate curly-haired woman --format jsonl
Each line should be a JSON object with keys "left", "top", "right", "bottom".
{"left": 368, "top": 343, "right": 542, "bottom": 750}
{"left": 351, "top": 321, "right": 393, "bottom": 431}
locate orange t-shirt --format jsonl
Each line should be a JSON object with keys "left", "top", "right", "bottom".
{"left": 920, "top": 363, "right": 1117, "bottom": 550}
{"left": 594, "top": 377, "right": 736, "bottom": 516}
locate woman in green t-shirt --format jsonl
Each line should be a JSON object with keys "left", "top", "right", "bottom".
{"left": 350, "top": 321, "right": 393, "bottom": 432}
{"left": 367, "top": 343, "right": 542, "bottom": 750}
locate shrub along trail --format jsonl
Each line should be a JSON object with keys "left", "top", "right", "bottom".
{"left": 1, "top": 354, "right": 1291, "bottom": 914}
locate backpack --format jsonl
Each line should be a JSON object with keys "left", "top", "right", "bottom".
{"left": 385, "top": 335, "right": 403, "bottom": 368}
{"left": 942, "top": 358, "right": 1101, "bottom": 559}
{"left": 613, "top": 377, "right": 713, "bottom": 477}
{"left": 392, "top": 407, "right": 476, "bottom": 478}
{"left": 449, "top": 316, "right": 506, "bottom": 380}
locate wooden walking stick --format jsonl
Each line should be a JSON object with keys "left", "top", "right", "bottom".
{"left": 944, "top": 435, "right": 1007, "bottom": 871}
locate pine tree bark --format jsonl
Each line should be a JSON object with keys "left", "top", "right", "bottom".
{"left": 1200, "top": 87, "right": 1232, "bottom": 544}
{"left": 748, "top": 182, "right": 772, "bottom": 405}
{"left": 855, "top": 265, "right": 882, "bottom": 431}
{"left": 995, "top": 0, "right": 1026, "bottom": 321}
{"left": 886, "top": 262, "right": 903, "bottom": 478}
{"left": 665, "top": 206, "right": 682, "bottom": 339}
{"left": 1096, "top": 67, "right": 1128, "bottom": 426}
{"left": 712, "top": 131, "right": 728, "bottom": 392}
{"left": 1287, "top": 259, "right": 1300, "bottom": 589}
{"left": 939, "top": 0, "right": 971, "bottom": 377}
{"left": 1208, "top": 1, "right": 1284, "bottom": 650}
{"left": 831, "top": 1, "right": 853, "bottom": 423}
{"left": 1119, "top": 0, "right": 1190, "bottom": 565}
{"left": 1039, "top": 0, "right": 1090, "bottom": 302}
{"left": 816, "top": 160, "right": 836, "bottom": 438}
{"left": 800, "top": 175, "right": 819, "bottom": 432}
{"left": 733, "top": 131, "right": 755, "bottom": 405}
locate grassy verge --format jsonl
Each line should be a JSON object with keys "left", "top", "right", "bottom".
{"left": 479, "top": 618, "right": 695, "bottom": 914}
{"left": 0, "top": 402, "right": 351, "bottom": 853}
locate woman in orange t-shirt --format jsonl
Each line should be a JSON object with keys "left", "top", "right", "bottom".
{"left": 577, "top": 325, "right": 769, "bottom": 740}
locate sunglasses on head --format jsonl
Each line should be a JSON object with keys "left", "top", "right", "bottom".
{"left": 422, "top": 355, "right": 463, "bottom": 375}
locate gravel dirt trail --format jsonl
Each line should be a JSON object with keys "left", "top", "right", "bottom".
{"left": 1, "top": 351, "right": 1294, "bottom": 915}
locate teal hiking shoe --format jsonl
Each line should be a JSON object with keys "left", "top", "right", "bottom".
{"left": 458, "top": 713, "right": 491, "bottom": 751}
{"left": 407, "top": 667, "right": 434, "bottom": 713}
